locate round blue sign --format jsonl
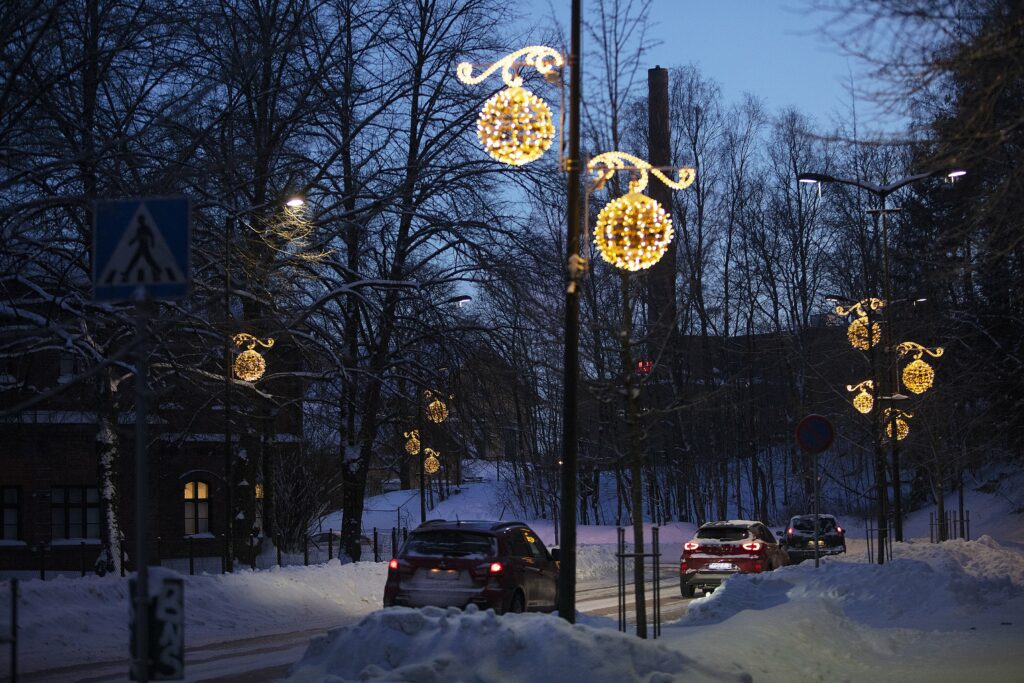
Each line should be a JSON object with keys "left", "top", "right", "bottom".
{"left": 795, "top": 414, "right": 834, "bottom": 453}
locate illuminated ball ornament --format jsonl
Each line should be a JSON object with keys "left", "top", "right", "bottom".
{"left": 594, "top": 187, "right": 674, "bottom": 271}
{"left": 902, "top": 358, "right": 935, "bottom": 394}
{"left": 477, "top": 85, "right": 555, "bottom": 166}
{"left": 847, "top": 316, "right": 882, "bottom": 351}
{"left": 423, "top": 448, "right": 441, "bottom": 475}
{"left": 425, "top": 391, "right": 449, "bottom": 424}
{"left": 883, "top": 408, "right": 912, "bottom": 441}
{"left": 233, "top": 349, "right": 266, "bottom": 382}
{"left": 404, "top": 430, "right": 421, "bottom": 456}
{"left": 853, "top": 389, "right": 874, "bottom": 414}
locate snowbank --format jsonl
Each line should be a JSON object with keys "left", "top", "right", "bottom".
{"left": 7, "top": 559, "right": 388, "bottom": 670}
{"left": 288, "top": 604, "right": 751, "bottom": 682}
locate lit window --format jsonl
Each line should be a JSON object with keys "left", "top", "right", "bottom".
{"left": 51, "top": 486, "right": 100, "bottom": 539}
{"left": 183, "top": 481, "right": 209, "bottom": 535}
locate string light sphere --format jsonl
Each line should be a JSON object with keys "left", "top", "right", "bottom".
{"left": 425, "top": 391, "right": 449, "bottom": 424}
{"left": 234, "top": 349, "right": 266, "bottom": 381}
{"left": 423, "top": 448, "right": 441, "bottom": 475}
{"left": 404, "top": 430, "right": 421, "bottom": 456}
{"left": 594, "top": 188, "right": 674, "bottom": 271}
{"left": 477, "top": 86, "right": 555, "bottom": 166}
{"left": 902, "top": 358, "right": 935, "bottom": 394}
{"left": 883, "top": 408, "right": 912, "bottom": 442}
{"left": 847, "top": 315, "right": 882, "bottom": 350}
{"left": 232, "top": 333, "right": 274, "bottom": 381}
{"left": 847, "top": 380, "right": 875, "bottom": 414}
{"left": 853, "top": 390, "right": 874, "bottom": 414}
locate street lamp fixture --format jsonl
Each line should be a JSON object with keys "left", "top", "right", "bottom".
{"left": 456, "top": 46, "right": 563, "bottom": 166}
{"left": 285, "top": 196, "right": 305, "bottom": 208}
{"left": 450, "top": 294, "right": 472, "bottom": 307}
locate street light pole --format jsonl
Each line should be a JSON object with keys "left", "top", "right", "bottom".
{"left": 558, "top": 0, "right": 582, "bottom": 623}
{"left": 223, "top": 215, "right": 234, "bottom": 573}
{"left": 799, "top": 169, "right": 959, "bottom": 557}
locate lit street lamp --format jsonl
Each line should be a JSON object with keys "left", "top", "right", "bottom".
{"left": 798, "top": 169, "right": 959, "bottom": 557}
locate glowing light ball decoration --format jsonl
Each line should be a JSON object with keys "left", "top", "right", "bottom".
{"left": 896, "top": 341, "right": 944, "bottom": 395}
{"left": 425, "top": 390, "right": 449, "bottom": 424}
{"left": 847, "top": 380, "right": 875, "bottom": 414}
{"left": 883, "top": 408, "right": 912, "bottom": 441}
{"left": 902, "top": 359, "right": 935, "bottom": 394}
{"left": 476, "top": 86, "right": 554, "bottom": 166}
{"left": 457, "top": 46, "right": 563, "bottom": 166}
{"left": 404, "top": 430, "right": 421, "bottom": 455}
{"left": 587, "top": 152, "right": 696, "bottom": 272}
{"left": 423, "top": 448, "right": 441, "bottom": 475}
{"left": 834, "top": 298, "right": 886, "bottom": 351}
{"left": 232, "top": 333, "right": 274, "bottom": 382}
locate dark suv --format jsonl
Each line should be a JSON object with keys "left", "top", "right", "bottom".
{"left": 781, "top": 514, "right": 846, "bottom": 562}
{"left": 679, "top": 520, "right": 789, "bottom": 597}
{"left": 383, "top": 520, "right": 559, "bottom": 614}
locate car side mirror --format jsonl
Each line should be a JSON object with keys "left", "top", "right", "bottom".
{"left": 549, "top": 547, "right": 561, "bottom": 562}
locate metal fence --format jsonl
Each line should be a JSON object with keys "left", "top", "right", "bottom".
{"left": 929, "top": 510, "right": 970, "bottom": 543}
{"left": 615, "top": 526, "right": 663, "bottom": 639}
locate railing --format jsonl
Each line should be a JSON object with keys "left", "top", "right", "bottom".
{"left": 930, "top": 510, "right": 970, "bottom": 542}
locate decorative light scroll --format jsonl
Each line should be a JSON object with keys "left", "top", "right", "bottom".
{"left": 232, "top": 333, "right": 274, "bottom": 381}
{"left": 883, "top": 407, "right": 912, "bottom": 441}
{"left": 425, "top": 390, "right": 449, "bottom": 424}
{"left": 588, "top": 151, "right": 696, "bottom": 194}
{"left": 457, "top": 46, "right": 563, "bottom": 166}
{"left": 846, "top": 379, "right": 875, "bottom": 414}
{"left": 404, "top": 430, "right": 421, "bottom": 456}
{"left": 896, "top": 341, "right": 945, "bottom": 394}
{"left": 587, "top": 152, "right": 696, "bottom": 272}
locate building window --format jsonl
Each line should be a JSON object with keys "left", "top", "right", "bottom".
{"left": 51, "top": 487, "right": 101, "bottom": 539}
{"left": 1, "top": 487, "right": 19, "bottom": 540}
{"left": 183, "top": 481, "right": 209, "bottom": 535}
{"left": 58, "top": 352, "right": 77, "bottom": 384}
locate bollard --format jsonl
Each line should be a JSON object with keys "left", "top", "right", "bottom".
{"left": 81, "top": 541, "right": 87, "bottom": 577}
{"left": 328, "top": 529, "right": 333, "bottom": 561}
{"left": 189, "top": 536, "right": 195, "bottom": 576}
{"left": 373, "top": 528, "right": 379, "bottom": 562}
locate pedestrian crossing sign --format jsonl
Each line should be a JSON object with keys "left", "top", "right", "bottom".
{"left": 93, "top": 197, "right": 190, "bottom": 301}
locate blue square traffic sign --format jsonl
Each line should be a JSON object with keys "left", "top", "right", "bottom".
{"left": 93, "top": 198, "right": 190, "bottom": 302}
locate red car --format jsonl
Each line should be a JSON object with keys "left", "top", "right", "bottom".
{"left": 679, "top": 520, "right": 789, "bottom": 597}
{"left": 383, "top": 520, "right": 559, "bottom": 614}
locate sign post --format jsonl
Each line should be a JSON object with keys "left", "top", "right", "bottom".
{"left": 795, "top": 415, "right": 835, "bottom": 569}
{"left": 93, "top": 197, "right": 189, "bottom": 682}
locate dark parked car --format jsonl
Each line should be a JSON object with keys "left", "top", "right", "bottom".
{"left": 383, "top": 519, "right": 559, "bottom": 614}
{"left": 679, "top": 520, "right": 789, "bottom": 597}
{"left": 782, "top": 514, "right": 846, "bottom": 562}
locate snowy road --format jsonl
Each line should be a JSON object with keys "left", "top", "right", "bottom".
{"left": 21, "top": 567, "right": 690, "bottom": 682}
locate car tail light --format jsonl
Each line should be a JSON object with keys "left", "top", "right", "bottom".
{"left": 741, "top": 541, "right": 763, "bottom": 552}
{"left": 683, "top": 541, "right": 699, "bottom": 551}
{"left": 388, "top": 558, "right": 399, "bottom": 570}
{"left": 680, "top": 561, "right": 687, "bottom": 571}
{"left": 836, "top": 526, "right": 844, "bottom": 534}
{"left": 754, "top": 563, "right": 763, "bottom": 571}
{"left": 787, "top": 527, "right": 794, "bottom": 535}
{"left": 489, "top": 562, "right": 503, "bottom": 574}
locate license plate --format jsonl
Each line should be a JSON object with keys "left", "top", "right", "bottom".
{"left": 427, "top": 568, "right": 459, "bottom": 581}
{"left": 708, "top": 562, "right": 734, "bottom": 571}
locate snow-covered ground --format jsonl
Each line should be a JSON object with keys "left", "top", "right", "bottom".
{"left": 3, "top": 462, "right": 1022, "bottom": 681}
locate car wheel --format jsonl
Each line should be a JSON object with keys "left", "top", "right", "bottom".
{"left": 680, "top": 582, "right": 695, "bottom": 598}
{"left": 507, "top": 590, "right": 526, "bottom": 614}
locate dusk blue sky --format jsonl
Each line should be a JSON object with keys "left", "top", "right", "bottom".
{"left": 526, "top": 0, "right": 905, "bottom": 133}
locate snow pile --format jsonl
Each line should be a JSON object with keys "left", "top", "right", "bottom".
{"left": 8, "top": 559, "right": 388, "bottom": 669}
{"left": 288, "top": 604, "right": 751, "bottom": 683}
{"left": 668, "top": 536, "right": 1024, "bottom": 681}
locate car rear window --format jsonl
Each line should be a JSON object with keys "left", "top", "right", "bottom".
{"left": 403, "top": 530, "right": 496, "bottom": 557}
{"left": 696, "top": 526, "right": 750, "bottom": 541}
{"left": 792, "top": 517, "right": 837, "bottom": 532}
